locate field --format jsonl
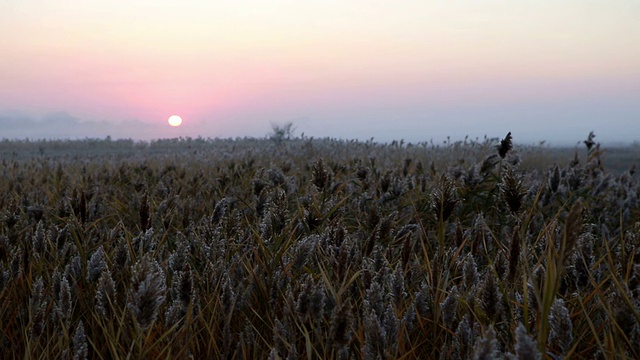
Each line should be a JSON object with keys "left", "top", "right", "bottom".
{"left": 0, "top": 133, "right": 639, "bottom": 359}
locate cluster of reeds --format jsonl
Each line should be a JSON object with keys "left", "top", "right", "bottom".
{"left": 0, "top": 133, "right": 638, "bottom": 359}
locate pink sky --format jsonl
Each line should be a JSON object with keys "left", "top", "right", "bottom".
{"left": 1, "top": 1, "right": 639, "bottom": 143}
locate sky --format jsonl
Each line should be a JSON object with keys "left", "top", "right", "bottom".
{"left": 1, "top": 0, "right": 639, "bottom": 145}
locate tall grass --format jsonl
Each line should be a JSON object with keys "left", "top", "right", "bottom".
{"left": 0, "top": 133, "right": 638, "bottom": 359}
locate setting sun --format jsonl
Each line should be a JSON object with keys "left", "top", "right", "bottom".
{"left": 168, "top": 115, "right": 183, "bottom": 127}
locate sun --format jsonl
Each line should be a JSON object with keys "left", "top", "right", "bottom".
{"left": 168, "top": 115, "right": 183, "bottom": 127}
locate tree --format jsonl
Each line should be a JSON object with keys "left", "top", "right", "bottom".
{"left": 269, "top": 122, "right": 295, "bottom": 145}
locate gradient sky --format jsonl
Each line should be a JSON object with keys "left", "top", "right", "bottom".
{"left": 1, "top": 1, "right": 639, "bottom": 144}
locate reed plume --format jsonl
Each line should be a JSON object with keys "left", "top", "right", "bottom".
{"left": 479, "top": 269, "right": 502, "bottom": 324}
{"left": 508, "top": 226, "right": 521, "bottom": 283}
{"left": 95, "top": 268, "right": 117, "bottom": 317}
{"left": 513, "top": 323, "right": 541, "bottom": 360}
{"left": 127, "top": 255, "right": 166, "bottom": 330}
{"left": 472, "top": 325, "right": 499, "bottom": 360}
{"left": 502, "top": 167, "right": 527, "bottom": 213}
{"left": 431, "top": 174, "right": 457, "bottom": 222}
{"left": 72, "top": 321, "right": 88, "bottom": 360}
{"left": 548, "top": 298, "right": 572, "bottom": 354}
{"left": 498, "top": 132, "right": 513, "bottom": 159}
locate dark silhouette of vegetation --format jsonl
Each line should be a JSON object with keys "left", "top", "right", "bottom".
{"left": 269, "top": 121, "right": 296, "bottom": 144}
{"left": 0, "top": 132, "right": 638, "bottom": 358}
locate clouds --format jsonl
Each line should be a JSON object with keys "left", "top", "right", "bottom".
{"left": 0, "top": 112, "right": 155, "bottom": 140}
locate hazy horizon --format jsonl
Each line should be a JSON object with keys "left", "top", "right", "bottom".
{"left": 2, "top": 1, "right": 639, "bottom": 145}
{"left": 1, "top": 110, "right": 638, "bottom": 148}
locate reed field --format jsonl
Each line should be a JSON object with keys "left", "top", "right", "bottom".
{"left": 0, "top": 133, "right": 638, "bottom": 359}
